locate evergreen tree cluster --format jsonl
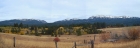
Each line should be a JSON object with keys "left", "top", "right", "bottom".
{"left": 13, "top": 23, "right": 23, "bottom": 28}
{"left": 0, "top": 28, "right": 2, "bottom": 32}
{"left": 1, "top": 22, "right": 139, "bottom": 37}
{"left": 11, "top": 27, "right": 21, "bottom": 33}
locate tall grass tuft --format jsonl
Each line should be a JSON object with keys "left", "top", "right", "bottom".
{"left": 128, "top": 28, "right": 140, "bottom": 40}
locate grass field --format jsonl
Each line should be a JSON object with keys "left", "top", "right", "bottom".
{"left": 0, "top": 26, "right": 140, "bottom": 48}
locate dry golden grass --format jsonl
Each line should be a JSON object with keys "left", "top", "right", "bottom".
{"left": 0, "top": 26, "right": 140, "bottom": 48}
{"left": 0, "top": 33, "right": 92, "bottom": 48}
{"left": 0, "top": 33, "right": 140, "bottom": 48}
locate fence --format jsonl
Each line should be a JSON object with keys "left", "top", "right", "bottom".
{"left": 72, "top": 35, "right": 96, "bottom": 48}
{"left": 12, "top": 35, "right": 96, "bottom": 48}
{"left": 72, "top": 40, "right": 94, "bottom": 48}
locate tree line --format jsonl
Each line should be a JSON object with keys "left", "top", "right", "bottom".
{"left": 0, "top": 22, "right": 139, "bottom": 37}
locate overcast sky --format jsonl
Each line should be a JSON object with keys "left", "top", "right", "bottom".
{"left": 0, "top": 0, "right": 140, "bottom": 23}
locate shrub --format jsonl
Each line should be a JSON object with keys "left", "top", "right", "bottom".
{"left": 39, "top": 34, "right": 42, "bottom": 37}
{"left": 110, "top": 32, "right": 119, "bottom": 39}
{"left": 11, "top": 27, "right": 21, "bottom": 34}
{"left": 35, "top": 33, "right": 39, "bottom": 36}
{"left": 120, "top": 32, "right": 129, "bottom": 39}
{"left": 51, "top": 33, "right": 54, "bottom": 37}
{"left": 100, "top": 31, "right": 110, "bottom": 41}
{"left": 20, "top": 32, "right": 25, "bottom": 35}
{"left": 76, "top": 29, "right": 82, "bottom": 36}
{"left": 128, "top": 28, "right": 140, "bottom": 40}
{"left": 0, "top": 28, "right": 2, "bottom": 32}
{"left": 96, "top": 30, "right": 102, "bottom": 34}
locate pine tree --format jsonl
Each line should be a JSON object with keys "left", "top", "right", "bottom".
{"left": 0, "top": 28, "right": 2, "bottom": 32}
{"left": 76, "top": 28, "right": 82, "bottom": 36}
{"left": 35, "top": 26, "right": 39, "bottom": 36}
{"left": 14, "top": 23, "right": 18, "bottom": 27}
{"left": 19, "top": 23, "right": 23, "bottom": 28}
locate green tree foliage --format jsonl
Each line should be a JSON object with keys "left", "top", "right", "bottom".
{"left": 0, "top": 28, "right": 2, "bottom": 32}
{"left": 11, "top": 27, "right": 21, "bottom": 33}
{"left": 46, "top": 27, "right": 58, "bottom": 37}
{"left": 92, "top": 22, "right": 106, "bottom": 29}
{"left": 19, "top": 23, "right": 23, "bottom": 28}
{"left": 14, "top": 23, "right": 18, "bottom": 27}
{"left": 133, "top": 24, "right": 140, "bottom": 26}
{"left": 57, "top": 27, "right": 65, "bottom": 37}
{"left": 9, "top": 22, "right": 107, "bottom": 35}
{"left": 17, "top": 28, "right": 21, "bottom": 33}
{"left": 66, "top": 28, "right": 72, "bottom": 35}
{"left": 76, "top": 28, "right": 82, "bottom": 36}
{"left": 30, "top": 26, "right": 34, "bottom": 32}
{"left": 11, "top": 28, "right": 14, "bottom": 33}
{"left": 46, "top": 28, "right": 54, "bottom": 35}
{"left": 51, "top": 33, "right": 54, "bottom": 36}
{"left": 41, "top": 27, "right": 45, "bottom": 35}
{"left": 34, "top": 26, "right": 39, "bottom": 36}
{"left": 108, "top": 23, "right": 124, "bottom": 27}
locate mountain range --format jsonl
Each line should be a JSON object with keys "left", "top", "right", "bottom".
{"left": 54, "top": 16, "right": 140, "bottom": 25}
{"left": 0, "top": 19, "right": 47, "bottom": 26}
{"left": 0, "top": 15, "right": 140, "bottom": 26}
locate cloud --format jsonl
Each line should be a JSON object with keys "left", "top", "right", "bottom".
{"left": 86, "top": 0, "right": 140, "bottom": 16}
{"left": 0, "top": 0, "right": 140, "bottom": 23}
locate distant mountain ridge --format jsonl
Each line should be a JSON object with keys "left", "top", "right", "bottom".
{"left": 88, "top": 15, "right": 139, "bottom": 19}
{"left": 54, "top": 15, "right": 140, "bottom": 25}
{"left": 0, "top": 15, "right": 140, "bottom": 26}
{"left": 61, "top": 15, "right": 139, "bottom": 21}
{"left": 0, "top": 19, "right": 47, "bottom": 25}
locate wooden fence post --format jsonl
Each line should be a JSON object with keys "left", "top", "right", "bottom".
{"left": 91, "top": 40, "right": 94, "bottom": 48}
{"left": 94, "top": 35, "right": 96, "bottom": 41}
{"left": 74, "top": 42, "right": 77, "bottom": 48}
{"left": 84, "top": 40, "right": 86, "bottom": 44}
{"left": 13, "top": 37, "right": 15, "bottom": 47}
{"left": 55, "top": 41, "right": 58, "bottom": 48}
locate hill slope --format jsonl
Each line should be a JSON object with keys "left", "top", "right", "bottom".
{"left": 0, "top": 16, "right": 140, "bottom": 26}
{"left": 0, "top": 19, "right": 47, "bottom": 25}
{"left": 54, "top": 16, "right": 140, "bottom": 25}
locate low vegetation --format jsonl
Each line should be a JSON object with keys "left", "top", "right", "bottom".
{"left": 0, "top": 22, "right": 140, "bottom": 48}
{"left": 128, "top": 28, "right": 140, "bottom": 40}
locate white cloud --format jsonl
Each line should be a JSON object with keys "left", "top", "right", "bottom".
{"left": 86, "top": 0, "right": 140, "bottom": 16}
{"left": 0, "top": 0, "right": 140, "bottom": 23}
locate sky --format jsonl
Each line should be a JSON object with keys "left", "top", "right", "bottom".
{"left": 0, "top": 0, "right": 140, "bottom": 23}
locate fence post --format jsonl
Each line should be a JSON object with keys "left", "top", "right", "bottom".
{"left": 94, "top": 35, "right": 96, "bottom": 41}
{"left": 13, "top": 37, "right": 15, "bottom": 47}
{"left": 55, "top": 41, "right": 58, "bottom": 48}
{"left": 91, "top": 40, "right": 94, "bottom": 48}
{"left": 84, "top": 39, "right": 86, "bottom": 44}
{"left": 74, "top": 42, "right": 77, "bottom": 48}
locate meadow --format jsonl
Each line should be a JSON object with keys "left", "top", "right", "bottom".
{"left": 0, "top": 26, "right": 140, "bottom": 48}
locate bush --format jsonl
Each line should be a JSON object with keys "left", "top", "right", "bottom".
{"left": 110, "top": 32, "right": 119, "bottom": 39}
{"left": 76, "top": 29, "right": 82, "bottom": 36}
{"left": 120, "top": 32, "right": 129, "bottom": 39}
{"left": 0, "top": 28, "right": 2, "bottom": 32}
{"left": 51, "top": 33, "right": 54, "bottom": 37}
{"left": 35, "top": 33, "right": 39, "bottom": 36}
{"left": 20, "top": 32, "right": 25, "bottom": 35}
{"left": 128, "top": 28, "right": 140, "bottom": 40}
{"left": 100, "top": 32, "right": 110, "bottom": 41}
{"left": 11, "top": 27, "right": 21, "bottom": 34}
